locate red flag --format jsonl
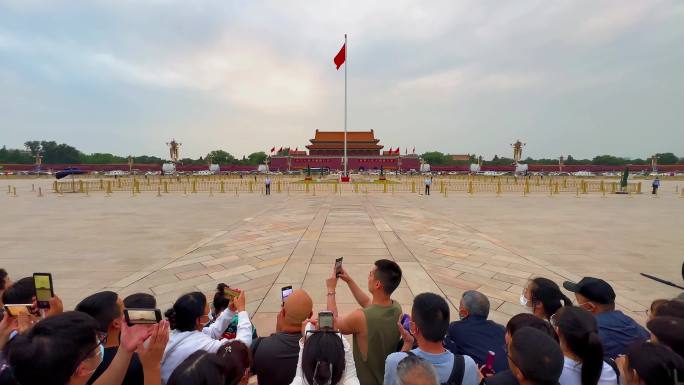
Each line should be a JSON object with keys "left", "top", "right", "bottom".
{"left": 334, "top": 43, "right": 346, "bottom": 70}
{"left": 412, "top": 146, "right": 415, "bottom": 154}
{"left": 278, "top": 147, "right": 282, "bottom": 152}
{"left": 270, "top": 147, "right": 275, "bottom": 153}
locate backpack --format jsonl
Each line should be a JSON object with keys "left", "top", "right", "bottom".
{"left": 604, "top": 357, "right": 620, "bottom": 383}
{"left": 405, "top": 351, "right": 465, "bottom": 385}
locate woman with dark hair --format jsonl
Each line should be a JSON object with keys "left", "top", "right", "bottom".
{"left": 553, "top": 306, "right": 616, "bottom": 385}
{"left": 521, "top": 277, "right": 572, "bottom": 320}
{"left": 161, "top": 290, "right": 252, "bottom": 384}
{"left": 484, "top": 313, "right": 559, "bottom": 385}
{"left": 217, "top": 340, "right": 251, "bottom": 385}
{"left": 290, "top": 322, "right": 358, "bottom": 385}
{"left": 210, "top": 284, "right": 257, "bottom": 340}
{"left": 167, "top": 351, "right": 229, "bottom": 385}
{"left": 616, "top": 341, "right": 684, "bottom": 385}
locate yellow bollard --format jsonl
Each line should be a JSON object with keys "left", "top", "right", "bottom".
{"left": 444, "top": 186, "right": 448, "bottom": 198}
{"left": 496, "top": 180, "right": 502, "bottom": 197}
{"left": 157, "top": 186, "right": 162, "bottom": 197}
{"left": 38, "top": 187, "right": 43, "bottom": 197}
{"left": 79, "top": 180, "right": 84, "bottom": 193}
{"left": 249, "top": 181, "right": 253, "bottom": 193}
{"left": 235, "top": 186, "right": 239, "bottom": 197}
{"left": 31, "top": 184, "right": 35, "bottom": 192}
{"left": 334, "top": 183, "right": 338, "bottom": 194}
{"left": 106, "top": 181, "right": 112, "bottom": 194}
{"left": 220, "top": 181, "right": 225, "bottom": 193}
{"left": 164, "top": 181, "right": 169, "bottom": 193}
{"left": 7, "top": 185, "right": 11, "bottom": 194}
{"left": 209, "top": 186, "right": 214, "bottom": 197}
{"left": 554, "top": 182, "right": 559, "bottom": 194}
{"left": 411, "top": 181, "right": 416, "bottom": 193}
{"left": 576, "top": 186, "right": 580, "bottom": 198}
{"left": 192, "top": 180, "right": 197, "bottom": 193}
{"left": 52, "top": 181, "right": 57, "bottom": 193}
{"left": 675, "top": 185, "right": 679, "bottom": 194}
{"left": 312, "top": 184, "right": 316, "bottom": 196}
{"left": 681, "top": 189, "right": 684, "bottom": 198}
{"left": 183, "top": 186, "right": 188, "bottom": 196}
{"left": 383, "top": 183, "right": 387, "bottom": 193}
{"left": 305, "top": 183, "right": 309, "bottom": 193}
{"left": 602, "top": 188, "right": 606, "bottom": 198}
{"left": 85, "top": 184, "right": 89, "bottom": 197}
{"left": 467, "top": 180, "right": 473, "bottom": 196}
{"left": 135, "top": 180, "right": 141, "bottom": 194}
{"left": 11, "top": 187, "right": 17, "bottom": 197}
{"left": 99, "top": 179, "right": 104, "bottom": 190}
{"left": 637, "top": 182, "right": 642, "bottom": 194}
{"left": 277, "top": 180, "right": 281, "bottom": 193}
{"left": 524, "top": 180, "right": 530, "bottom": 195}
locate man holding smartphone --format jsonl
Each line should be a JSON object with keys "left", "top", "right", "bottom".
{"left": 326, "top": 259, "right": 403, "bottom": 385}
{"left": 251, "top": 289, "right": 313, "bottom": 385}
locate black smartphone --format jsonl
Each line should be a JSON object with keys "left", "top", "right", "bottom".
{"left": 33, "top": 273, "right": 54, "bottom": 309}
{"left": 281, "top": 286, "right": 293, "bottom": 303}
{"left": 319, "top": 311, "right": 334, "bottom": 329}
{"left": 124, "top": 308, "right": 162, "bottom": 326}
{"left": 4, "top": 304, "right": 34, "bottom": 317}
{"left": 335, "top": 257, "right": 343, "bottom": 277}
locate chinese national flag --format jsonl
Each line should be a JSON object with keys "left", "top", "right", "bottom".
{"left": 278, "top": 147, "right": 282, "bottom": 152}
{"left": 270, "top": 147, "right": 275, "bottom": 153}
{"left": 334, "top": 43, "right": 346, "bottom": 70}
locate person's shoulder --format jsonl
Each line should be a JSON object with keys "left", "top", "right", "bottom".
{"left": 385, "top": 351, "right": 408, "bottom": 366}
{"left": 462, "top": 354, "right": 478, "bottom": 369}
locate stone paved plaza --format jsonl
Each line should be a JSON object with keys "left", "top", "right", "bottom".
{"left": 2, "top": 179, "right": 683, "bottom": 336}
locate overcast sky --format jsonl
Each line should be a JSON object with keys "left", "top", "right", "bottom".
{"left": 1, "top": 0, "right": 683, "bottom": 160}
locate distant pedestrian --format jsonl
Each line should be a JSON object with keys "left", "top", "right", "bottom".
{"left": 652, "top": 177, "right": 660, "bottom": 194}
{"left": 424, "top": 176, "right": 432, "bottom": 195}
{"left": 265, "top": 176, "right": 271, "bottom": 195}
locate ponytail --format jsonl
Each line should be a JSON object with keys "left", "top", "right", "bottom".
{"left": 556, "top": 307, "right": 603, "bottom": 385}
{"left": 531, "top": 277, "right": 572, "bottom": 319}
{"left": 213, "top": 283, "right": 230, "bottom": 315}
{"left": 166, "top": 292, "right": 207, "bottom": 332}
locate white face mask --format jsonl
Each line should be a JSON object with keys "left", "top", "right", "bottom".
{"left": 519, "top": 294, "right": 528, "bottom": 306}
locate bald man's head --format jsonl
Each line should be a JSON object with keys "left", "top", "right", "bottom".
{"left": 281, "top": 289, "right": 313, "bottom": 328}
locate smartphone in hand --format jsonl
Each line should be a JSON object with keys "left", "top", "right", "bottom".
{"left": 124, "top": 309, "right": 162, "bottom": 327}
{"left": 335, "top": 257, "right": 343, "bottom": 277}
{"left": 481, "top": 351, "right": 496, "bottom": 376}
{"left": 319, "top": 311, "right": 334, "bottom": 330}
{"left": 33, "top": 273, "right": 54, "bottom": 309}
{"left": 281, "top": 286, "right": 293, "bottom": 304}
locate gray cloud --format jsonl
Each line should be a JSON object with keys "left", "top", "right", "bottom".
{"left": 1, "top": 0, "right": 683, "bottom": 159}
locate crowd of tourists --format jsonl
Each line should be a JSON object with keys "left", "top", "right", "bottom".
{"left": 0, "top": 262, "right": 682, "bottom": 385}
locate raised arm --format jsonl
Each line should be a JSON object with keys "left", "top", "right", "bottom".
{"left": 93, "top": 323, "right": 152, "bottom": 385}
{"left": 338, "top": 268, "right": 371, "bottom": 308}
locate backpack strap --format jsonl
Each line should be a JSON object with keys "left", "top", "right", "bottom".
{"left": 405, "top": 351, "right": 416, "bottom": 357}
{"left": 604, "top": 357, "right": 620, "bottom": 383}
{"left": 445, "top": 354, "right": 465, "bottom": 385}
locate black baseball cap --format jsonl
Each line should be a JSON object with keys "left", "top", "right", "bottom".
{"left": 562, "top": 277, "right": 616, "bottom": 304}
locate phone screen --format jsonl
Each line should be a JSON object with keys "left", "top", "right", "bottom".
{"left": 5, "top": 305, "right": 32, "bottom": 317}
{"left": 34, "top": 274, "right": 53, "bottom": 302}
{"left": 281, "top": 286, "right": 293, "bottom": 302}
{"left": 319, "top": 311, "right": 334, "bottom": 329}
{"left": 224, "top": 288, "right": 240, "bottom": 298}
{"left": 335, "top": 258, "right": 343, "bottom": 276}
{"left": 125, "top": 309, "right": 161, "bottom": 324}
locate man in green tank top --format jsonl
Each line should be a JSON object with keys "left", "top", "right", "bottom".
{"left": 326, "top": 259, "right": 403, "bottom": 385}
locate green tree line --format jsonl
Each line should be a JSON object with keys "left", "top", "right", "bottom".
{"left": 419, "top": 151, "right": 683, "bottom": 166}
{"left": 0, "top": 141, "right": 268, "bottom": 166}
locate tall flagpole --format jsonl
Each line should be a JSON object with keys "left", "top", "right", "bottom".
{"left": 344, "top": 34, "right": 348, "bottom": 177}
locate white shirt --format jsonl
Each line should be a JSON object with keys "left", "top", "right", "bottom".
{"left": 425, "top": 178, "right": 432, "bottom": 186}
{"left": 289, "top": 333, "right": 359, "bottom": 385}
{"left": 161, "top": 309, "right": 252, "bottom": 384}
{"left": 558, "top": 356, "right": 618, "bottom": 385}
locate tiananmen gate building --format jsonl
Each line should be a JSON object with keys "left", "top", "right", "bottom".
{"left": 269, "top": 130, "right": 421, "bottom": 172}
